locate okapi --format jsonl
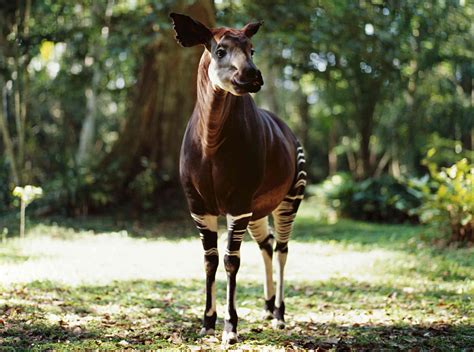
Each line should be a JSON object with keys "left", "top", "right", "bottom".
{"left": 170, "top": 13, "right": 306, "bottom": 344}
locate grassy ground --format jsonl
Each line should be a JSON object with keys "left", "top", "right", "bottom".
{"left": 0, "top": 201, "right": 473, "bottom": 350}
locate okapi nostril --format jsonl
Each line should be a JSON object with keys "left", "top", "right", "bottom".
{"left": 244, "top": 66, "right": 258, "bottom": 79}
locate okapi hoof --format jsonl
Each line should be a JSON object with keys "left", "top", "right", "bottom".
{"left": 271, "top": 318, "right": 286, "bottom": 329}
{"left": 221, "top": 331, "right": 239, "bottom": 345}
{"left": 199, "top": 328, "right": 215, "bottom": 336}
{"left": 264, "top": 296, "right": 275, "bottom": 320}
{"left": 264, "top": 310, "right": 274, "bottom": 320}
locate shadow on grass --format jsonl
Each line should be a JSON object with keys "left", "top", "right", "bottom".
{"left": 0, "top": 204, "right": 439, "bottom": 247}
{"left": 29, "top": 214, "right": 198, "bottom": 241}
{"left": 292, "top": 216, "right": 421, "bottom": 246}
{"left": 1, "top": 279, "right": 472, "bottom": 349}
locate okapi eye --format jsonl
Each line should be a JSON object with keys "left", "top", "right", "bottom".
{"left": 216, "top": 48, "right": 226, "bottom": 59}
{"left": 251, "top": 49, "right": 255, "bottom": 56}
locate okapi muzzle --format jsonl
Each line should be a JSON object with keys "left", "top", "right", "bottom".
{"left": 170, "top": 12, "right": 306, "bottom": 345}
{"left": 230, "top": 56, "right": 264, "bottom": 94}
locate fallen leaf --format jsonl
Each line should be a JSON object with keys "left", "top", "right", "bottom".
{"left": 322, "top": 337, "right": 339, "bottom": 344}
{"left": 118, "top": 340, "right": 129, "bottom": 347}
{"left": 72, "top": 326, "right": 83, "bottom": 336}
{"left": 168, "top": 332, "right": 182, "bottom": 344}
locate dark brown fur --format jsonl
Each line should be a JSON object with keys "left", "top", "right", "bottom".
{"left": 180, "top": 48, "right": 298, "bottom": 220}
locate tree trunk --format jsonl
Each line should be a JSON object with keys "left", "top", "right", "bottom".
{"left": 356, "top": 79, "right": 381, "bottom": 179}
{"left": 76, "top": 0, "right": 114, "bottom": 166}
{"left": 0, "top": 77, "right": 19, "bottom": 185}
{"left": 99, "top": 0, "right": 214, "bottom": 202}
{"left": 328, "top": 122, "right": 337, "bottom": 176}
{"left": 358, "top": 103, "right": 377, "bottom": 178}
{"left": 459, "top": 61, "right": 473, "bottom": 151}
{"left": 258, "top": 57, "right": 280, "bottom": 116}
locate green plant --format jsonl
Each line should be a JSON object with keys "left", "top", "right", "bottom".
{"left": 317, "top": 173, "right": 422, "bottom": 223}
{"left": 12, "top": 185, "right": 43, "bottom": 238}
{"left": 416, "top": 153, "right": 473, "bottom": 243}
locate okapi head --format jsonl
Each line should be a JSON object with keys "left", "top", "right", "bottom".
{"left": 170, "top": 13, "right": 264, "bottom": 96}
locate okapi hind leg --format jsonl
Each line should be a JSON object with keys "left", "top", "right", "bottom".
{"left": 222, "top": 212, "right": 252, "bottom": 345}
{"left": 248, "top": 217, "right": 275, "bottom": 319}
{"left": 271, "top": 145, "right": 306, "bottom": 328}
{"left": 190, "top": 213, "right": 219, "bottom": 336}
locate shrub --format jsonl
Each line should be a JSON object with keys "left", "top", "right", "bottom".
{"left": 318, "top": 173, "right": 422, "bottom": 223}
{"left": 415, "top": 155, "right": 473, "bottom": 244}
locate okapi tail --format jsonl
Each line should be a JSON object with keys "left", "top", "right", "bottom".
{"left": 285, "top": 141, "right": 307, "bottom": 203}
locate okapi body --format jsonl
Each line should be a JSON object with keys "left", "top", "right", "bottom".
{"left": 170, "top": 13, "right": 306, "bottom": 344}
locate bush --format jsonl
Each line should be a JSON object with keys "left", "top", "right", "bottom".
{"left": 318, "top": 173, "right": 422, "bottom": 223}
{"left": 415, "top": 155, "right": 473, "bottom": 244}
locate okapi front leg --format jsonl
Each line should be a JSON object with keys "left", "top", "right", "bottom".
{"left": 191, "top": 213, "right": 219, "bottom": 336}
{"left": 222, "top": 212, "right": 252, "bottom": 344}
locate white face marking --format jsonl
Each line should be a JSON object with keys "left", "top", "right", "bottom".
{"left": 207, "top": 38, "right": 253, "bottom": 96}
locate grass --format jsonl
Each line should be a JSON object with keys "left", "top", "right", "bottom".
{"left": 0, "top": 200, "right": 473, "bottom": 350}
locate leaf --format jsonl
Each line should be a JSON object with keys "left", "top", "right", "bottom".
{"left": 168, "top": 332, "right": 182, "bottom": 344}
{"left": 118, "top": 340, "right": 129, "bottom": 347}
{"left": 40, "top": 40, "right": 55, "bottom": 61}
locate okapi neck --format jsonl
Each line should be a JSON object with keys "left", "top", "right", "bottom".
{"left": 195, "top": 51, "right": 236, "bottom": 156}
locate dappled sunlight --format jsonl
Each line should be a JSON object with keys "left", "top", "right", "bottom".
{"left": 0, "top": 221, "right": 472, "bottom": 349}
{"left": 0, "top": 222, "right": 472, "bottom": 297}
{"left": 0, "top": 224, "right": 428, "bottom": 287}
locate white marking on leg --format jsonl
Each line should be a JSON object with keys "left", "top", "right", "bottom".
{"left": 248, "top": 217, "right": 275, "bottom": 300}
{"left": 248, "top": 218, "right": 268, "bottom": 243}
{"left": 204, "top": 248, "right": 219, "bottom": 256}
{"left": 225, "top": 249, "right": 241, "bottom": 257}
{"left": 262, "top": 249, "right": 274, "bottom": 300}
{"left": 191, "top": 213, "right": 218, "bottom": 232}
{"left": 272, "top": 201, "right": 296, "bottom": 243}
{"left": 222, "top": 331, "right": 238, "bottom": 344}
{"left": 228, "top": 212, "right": 253, "bottom": 221}
{"left": 275, "top": 251, "right": 287, "bottom": 308}
{"left": 206, "top": 281, "right": 217, "bottom": 317}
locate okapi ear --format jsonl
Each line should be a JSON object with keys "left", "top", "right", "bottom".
{"left": 242, "top": 20, "right": 263, "bottom": 38}
{"left": 169, "top": 13, "right": 213, "bottom": 48}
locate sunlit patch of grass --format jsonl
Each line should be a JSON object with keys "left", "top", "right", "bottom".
{"left": 0, "top": 244, "right": 35, "bottom": 264}
{"left": 0, "top": 210, "right": 473, "bottom": 349}
{"left": 0, "top": 279, "right": 472, "bottom": 349}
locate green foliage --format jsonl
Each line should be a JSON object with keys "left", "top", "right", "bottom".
{"left": 317, "top": 173, "right": 422, "bottom": 223}
{"left": 415, "top": 155, "right": 473, "bottom": 243}
{"left": 0, "top": 1, "right": 472, "bottom": 213}
{"left": 218, "top": 0, "right": 473, "bottom": 179}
